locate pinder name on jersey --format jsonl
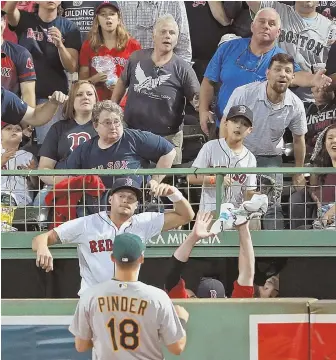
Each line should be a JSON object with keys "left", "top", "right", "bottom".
{"left": 89, "top": 239, "right": 113, "bottom": 253}
{"left": 98, "top": 296, "right": 148, "bottom": 316}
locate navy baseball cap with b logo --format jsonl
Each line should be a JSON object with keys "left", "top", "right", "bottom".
{"left": 109, "top": 178, "right": 142, "bottom": 200}
{"left": 226, "top": 105, "right": 253, "bottom": 125}
{"left": 196, "top": 278, "right": 226, "bottom": 298}
{"left": 113, "top": 233, "right": 146, "bottom": 263}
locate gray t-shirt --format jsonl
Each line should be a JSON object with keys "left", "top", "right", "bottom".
{"left": 121, "top": 49, "right": 200, "bottom": 136}
{"left": 260, "top": 1, "right": 336, "bottom": 102}
{"left": 69, "top": 280, "right": 185, "bottom": 360}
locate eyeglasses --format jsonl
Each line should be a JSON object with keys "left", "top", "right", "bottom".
{"left": 98, "top": 119, "right": 121, "bottom": 128}
{"left": 235, "top": 45, "right": 264, "bottom": 73}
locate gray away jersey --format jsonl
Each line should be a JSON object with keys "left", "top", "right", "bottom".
{"left": 69, "top": 280, "right": 185, "bottom": 360}
{"left": 54, "top": 211, "right": 165, "bottom": 296}
{"left": 261, "top": 1, "right": 336, "bottom": 102}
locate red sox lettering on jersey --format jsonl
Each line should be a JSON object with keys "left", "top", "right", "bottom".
{"left": 89, "top": 239, "right": 113, "bottom": 253}
{"left": 232, "top": 174, "right": 247, "bottom": 184}
{"left": 1, "top": 67, "right": 11, "bottom": 77}
{"left": 94, "top": 160, "right": 129, "bottom": 170}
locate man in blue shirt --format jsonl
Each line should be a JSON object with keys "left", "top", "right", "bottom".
{"left": 56, "top": 100, "right": 176, "bottom": 190}
{"left": 199, "top": 7, "right": 332, "bottom": 136}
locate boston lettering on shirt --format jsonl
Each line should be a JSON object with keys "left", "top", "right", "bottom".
{"left": 305, "top": 99, "right": 336, "bottom": 153}
{"left": 61, "top": 128, "right": 174, "bottom": 187}
{"left": 122, "top": 49, "right": 200, "bottom": 136}
{"left": 61, "top": 1, "right": 97, "bottom": 42}
{"left": 260, "top": 1, "right": 336, "bottom": 102}
{"left": 39, "top": 119, "right": 97, "bottom": 163}
{"left": 80, "top": 38, "right": 141, "bottom": 101}
{"left": 10, "top": 10, "right": 82, "bottom": 98}
{"left": 1, "top": 40, "right": 36, "bottom": 96}
{"left": 1, "top": 87, "right": 28, "bottom": 125}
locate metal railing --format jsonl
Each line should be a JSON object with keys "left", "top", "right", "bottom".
{"left": 1, "top": 167, "right": 335, "bottom": 259}
{"left": 1, "top": 167, "right": 336, "bottom": 230}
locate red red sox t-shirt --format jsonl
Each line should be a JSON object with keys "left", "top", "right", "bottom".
{"left": 79, "top": 38, "right": 141, "bottom": 101}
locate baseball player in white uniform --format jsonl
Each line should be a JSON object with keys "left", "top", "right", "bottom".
{"left": 188, "top": 105, "right": 257, "bottom": 212}
{"left": 32, "top": 177, "right": 194, "bottom": 296}
{"left": 69, "top": 232, "right": 189, "bottom": 359}
{"left": 247, "top": 1, "right": 336, "bottom": 102}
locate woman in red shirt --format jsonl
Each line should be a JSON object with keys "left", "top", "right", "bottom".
{"left": 79, "top": 1, "right": 141, "bottom": 101}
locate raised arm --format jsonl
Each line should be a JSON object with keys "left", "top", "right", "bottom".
{"left": 22, "top": 91, "right": 68, "bottom": 127}
{"left": 246, "top": 1, "right": 261, "bottom": 15}
{"left": 150, "top": 183, "right": 195, "bottom": 231}
{"left": 3, "top": 1, "right": 20, "bottom": 27}
{"left": 165, "top": 212, "right": 213, "bottom": 294}
{"left": 208, "top": 1, "right": 232, "bottom": 26}
{"left": 236, "top": 222, "right": 255, "bottom": 286}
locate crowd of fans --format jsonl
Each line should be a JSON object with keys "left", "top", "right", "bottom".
{"left": 1, "top": 1, "right": 336, "bottom": 298}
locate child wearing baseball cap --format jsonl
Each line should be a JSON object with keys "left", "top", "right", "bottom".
{"left": 1, "top": 122, "right": 37, "bottom": 208}
{"left": 188, "top": 105, "right": 258, "bottom": 214}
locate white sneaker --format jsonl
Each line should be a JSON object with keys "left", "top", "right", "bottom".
{"left": 240, "top": 194, "right": 268, "bottom": 215}
{"left": 210, "top": 195, "right": 269, "bottom": 234}
{"left": 210, "top": 203, "right": 236, "bottom": 234}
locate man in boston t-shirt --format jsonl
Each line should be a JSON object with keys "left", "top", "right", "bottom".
{"left": 3, "top": 1, "right": 82, "bottom": 144}
{"left": 248, "top": 1, "right": 336, "bottom": 102}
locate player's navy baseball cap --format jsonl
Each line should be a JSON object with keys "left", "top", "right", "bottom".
{"left": 95, "top": 1, "right": 120, "bottom": 14}
{"left": 113, "top": 233, "right": 146, "bottom": 263}
{"left": 226, "top": 105, "right": 253, "bottom": 126}
{"left": 109, "top": 178, "right": 142, "bottom": 200}
{"left": 196, "top": 278, "right": 226, "bottom": 298}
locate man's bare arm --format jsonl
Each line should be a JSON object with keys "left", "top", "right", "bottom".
{"left": 236, "top": 222, "right": 255, "bottom": 286}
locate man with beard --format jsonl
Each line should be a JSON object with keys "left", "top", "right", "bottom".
{"left": 199, "top": 7, "right": 331, "bottom": 138}
{"left": 247, "top": 1, "right": 336, "bottom": 103}
{"left": 220, "top": 53, "right": 307, "bottom": 230}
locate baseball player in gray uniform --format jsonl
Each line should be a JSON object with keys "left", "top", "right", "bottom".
{"left": 247, "top": 1, "right": 336, "bottom": 102}
{"left": 69, "top": 232, "right": 189, "bottom": 359}
{"left": 32, "top": 177, "right": 194, "bottom": 296}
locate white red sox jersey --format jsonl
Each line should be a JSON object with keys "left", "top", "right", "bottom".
{"left": 260, "top": 1, "right": 336, "bottom": 102}
{"left": 54, "top": 211, "right": 164, "bottom": 296}
{"left": 69, "top": 279, "right": 185, "bottom": 360}
{"left": 192, "top": 139, "right": 257, "bottom": 211}
{"left": 1, "top": 148, "right": 34, "bottom": 206}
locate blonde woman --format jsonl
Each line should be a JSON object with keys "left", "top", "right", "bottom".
{"left": 34, "top": 80, "right": 98, "bottom": 210}
{"left": 79, "top": 1, "right": 141, "bottom": 101}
